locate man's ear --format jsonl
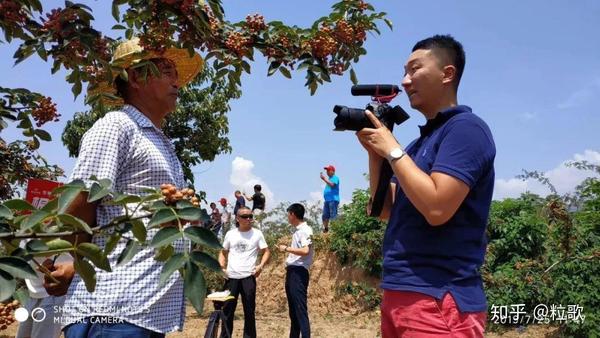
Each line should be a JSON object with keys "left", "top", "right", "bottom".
{"left": 127, "top": 68, "right": 142, "bottom": 90}
{"left": 442, "top": 65, "right": 457, "bottom": 85}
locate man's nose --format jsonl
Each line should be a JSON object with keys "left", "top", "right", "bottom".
{"left": 401, "top": 74, "right": 411, "bottom": 88}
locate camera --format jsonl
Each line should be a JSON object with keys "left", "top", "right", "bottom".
{"left": 333, "top": 84, "right": 410, "bottom": 131}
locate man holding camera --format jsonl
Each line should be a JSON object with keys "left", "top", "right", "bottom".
{"left": 357, "top": 35, "right": 495, "bottom": 337}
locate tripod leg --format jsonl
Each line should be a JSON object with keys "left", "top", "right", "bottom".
{"left": 204, "top": 311, "right": 220, "bottom": 338}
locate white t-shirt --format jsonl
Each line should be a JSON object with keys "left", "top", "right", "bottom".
{"left": 285, "top": 222, "right": 314, "bottom": 269}
{"left": 223, "top": 228, "right": 268, "bottom": 279}
{"left": 221, "top": 205, "right": 231, "bottom": 224}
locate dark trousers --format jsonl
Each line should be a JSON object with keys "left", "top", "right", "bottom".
{"left": 285, "top": 266, "right": 310, "bottom": 338}
{"left": 221, "top": 276, "right": 257, "bottom": 338}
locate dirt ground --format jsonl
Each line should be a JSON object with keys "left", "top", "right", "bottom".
{"left": 0, "top": 250, "right": 560, "bottom": 337}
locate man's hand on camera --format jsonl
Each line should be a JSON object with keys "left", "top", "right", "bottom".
{"left": 42, "top": 259, "right": 75, "bottom": 296}
{"left": 356, "top": 110, "right": 402, "bottom": 158}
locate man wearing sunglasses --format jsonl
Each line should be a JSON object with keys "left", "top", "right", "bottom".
{"left": 219, "top": 207, "right": 271, "bottom": 338}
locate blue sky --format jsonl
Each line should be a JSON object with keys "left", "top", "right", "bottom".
{"left": 2, "top": 1, "right": 600, "bottom": 208}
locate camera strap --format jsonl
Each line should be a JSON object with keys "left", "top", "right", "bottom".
{"left": 369, "top": 160, "right": 394, "bottom": 218}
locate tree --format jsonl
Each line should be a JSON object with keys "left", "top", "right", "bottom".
{"left": 0, "top": 0, "right": 392, "bottom": 317}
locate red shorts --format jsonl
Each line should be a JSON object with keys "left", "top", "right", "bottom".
{"left": 381, "top": 290, "right": 486, "bottom": 338}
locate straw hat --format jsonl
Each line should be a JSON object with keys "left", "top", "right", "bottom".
{"left": 89, "top": 37, "right": 204, "bottom": 105}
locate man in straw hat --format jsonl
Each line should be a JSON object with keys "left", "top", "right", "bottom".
{"left": 42, "top": 38, "right": 203, "bottom": 337}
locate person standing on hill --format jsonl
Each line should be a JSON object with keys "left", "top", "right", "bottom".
{"left": 278, "top": 203, "right": 314, "bottom": 338}
{"left": 320, "top": 165, "right": 340, "bottom": 233}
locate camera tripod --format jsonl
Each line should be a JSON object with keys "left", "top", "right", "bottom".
{"left": 204, "top": 296, "right": 234, "bottom": 338}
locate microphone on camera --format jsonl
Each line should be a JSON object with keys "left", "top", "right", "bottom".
{"left": 351, "top": 84, "right": 401, "bottom": 97}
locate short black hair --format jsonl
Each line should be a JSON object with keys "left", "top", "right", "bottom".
{"left": 236, "top": 206, "right": 251, "bottom": 215}
{"left": 287, "top": 203, "right": 305, "bottom": 220}
{"left": 412, "top": 34, "right": 465, "bottom": 90}
{"left": 254, "top": 184, "right": 262, "bottom": 192}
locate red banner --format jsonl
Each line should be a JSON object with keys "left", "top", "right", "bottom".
{"left": 25, "top": 178, "right": 63, "bottom": 209}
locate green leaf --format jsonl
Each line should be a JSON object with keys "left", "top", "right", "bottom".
{"left": 0, "top": 256, "right": 38, "bottom": 280}
{"left": 109, "top": 193, "right": 142, "bottom": 205}
{"left": 41, "top": 197, "right": 59, "bottom": 213}
{"left": 279, "top": 67, "right": 292, "bottom": 79}
{"left": 76, "top": 243, "right": 111, "bottom": 272}
{"left": 350, "top": 68, "right": 358, "bottom": 85}
{"left": 26, "top": 240, "right": 49, "bottom": 252}
{"left": 159, "top": 253, "right": 186, "bottom": 287}
{"left": 2, "top": 199, "right": 35, "bottom": 211}
{"left": 215, "top": 68, "right": 228, "bottom": 79}
{"left": 74, "top": 256, "right": 96, "bottom": 292}
{"left": 383, "top": 18, "right": 393, "bottom": 30}
{"left": 12, "top": 286, "right": 30, "bottom": 307}
{"left": 57, "top": 214, "right": 93, "bottom": 235}
{"left": 0, "top": 270, "right": 16, "bottom": 302}
{"left": 183, "top": 227, "right": 222, "bottom": 249}
{"left": 46, "top": 238, "right": 73, "bottom": 250}
{"left": 21, "top": 210, "right": 51, "bottom": 231}
{"left": 154, "top": 244, "right": 174, "bottom": 262}
{"left": 190, "top": 251, "right": 222, "bottom": 273}
{"left": 147, "top": 200, "right": 169, "bottom": 211}
{"left": 46, "top": 239, "right": 73, "bottom": 251}
{"left": 116, "top": 239, "right": 141, "bottom": 267}
{"left": 72, "top": 79, "right": 82, "bottom": 98}
{"left": 58, "top": 186, "right": 84, "bottom": 214}
{"left": 0, "top": 205, "right": 13, "bottom": 220}
{"left": 130, "top": 220, "right": 147, "bottom": 243}
{"left": 104, "top": 234, "right": 121, "bottom": 255}
{"left": 176, "top": 199, "right": 193, "bottom": 209}
{"left": 184, "top": 261, "right": 206, "bottom": 314}
{"left": 268, "top": 61, "right": 281, "bottom": 76}
{"left": 148, "top": 209, "right": 177, "bottom": 228}
{"left": 177, "top": 207, "right": 202, "bottom": 221}
{"left": 111, "top": 3, "right": 120, "bottom": 22}
{"left": 150, "top": 227, "right": 182, "bottom": 248}
{"left": 34, "top": 129, "right": 51, "bottom": 141}
{"left": 88, "top": 182, "right": 111, "bottom": 203}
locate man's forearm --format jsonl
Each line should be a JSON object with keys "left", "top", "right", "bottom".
{"left": 259, "top": 249, "right": 270, "bottom": 266}
{"left": 218, "top": 251, "right": 227, "bottom": 268}
{"left": 63, "top": 192, "right": 97, "bottom": 245}
{"left": 285, "top": 246, "right": 309, "bottom": 257}
{"left": 390, "top": 155, "right": 462, "bottom": 225}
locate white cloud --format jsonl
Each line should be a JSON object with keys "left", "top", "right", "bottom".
{"left": 494, "top": 149, "right": 600, "bottom": 200}
{"left": 557, "top": 78, "right": 600, "bottom": 109}
{"left": 309, "top": 190, "right": 323, "bottom": 204}
{"left": 229, "top": 156, "right": 275, "bottom": 210}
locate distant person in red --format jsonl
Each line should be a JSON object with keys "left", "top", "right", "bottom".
{"left": 209, "top": 202, "right": 222, "bottom": 236}
{"left": 219, "top": 197, "right": 232, "bottom": 238}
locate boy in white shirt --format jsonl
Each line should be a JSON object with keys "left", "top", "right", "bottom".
{"left": 219, "top": 206, "right": 270, "bottom": 338}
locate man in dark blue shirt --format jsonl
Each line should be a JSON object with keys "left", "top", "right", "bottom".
{"left": 357, "top": 35, "right": 495, "bottom": 337}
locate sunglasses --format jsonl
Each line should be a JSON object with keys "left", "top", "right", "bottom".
{"left": 239, "top": 214, "right": 253, "bottom": 219}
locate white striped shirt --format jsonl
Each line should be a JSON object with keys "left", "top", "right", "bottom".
{"left": 62, "top": 105, "right": 188, "bottom": 333}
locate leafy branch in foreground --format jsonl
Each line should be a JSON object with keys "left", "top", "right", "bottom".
{"left": 0, "top": 177, "right": 220, "bottom": 314}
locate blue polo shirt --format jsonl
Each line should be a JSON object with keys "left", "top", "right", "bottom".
{"left": 382, "top": 105, "right": 495, "bottom": 313}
